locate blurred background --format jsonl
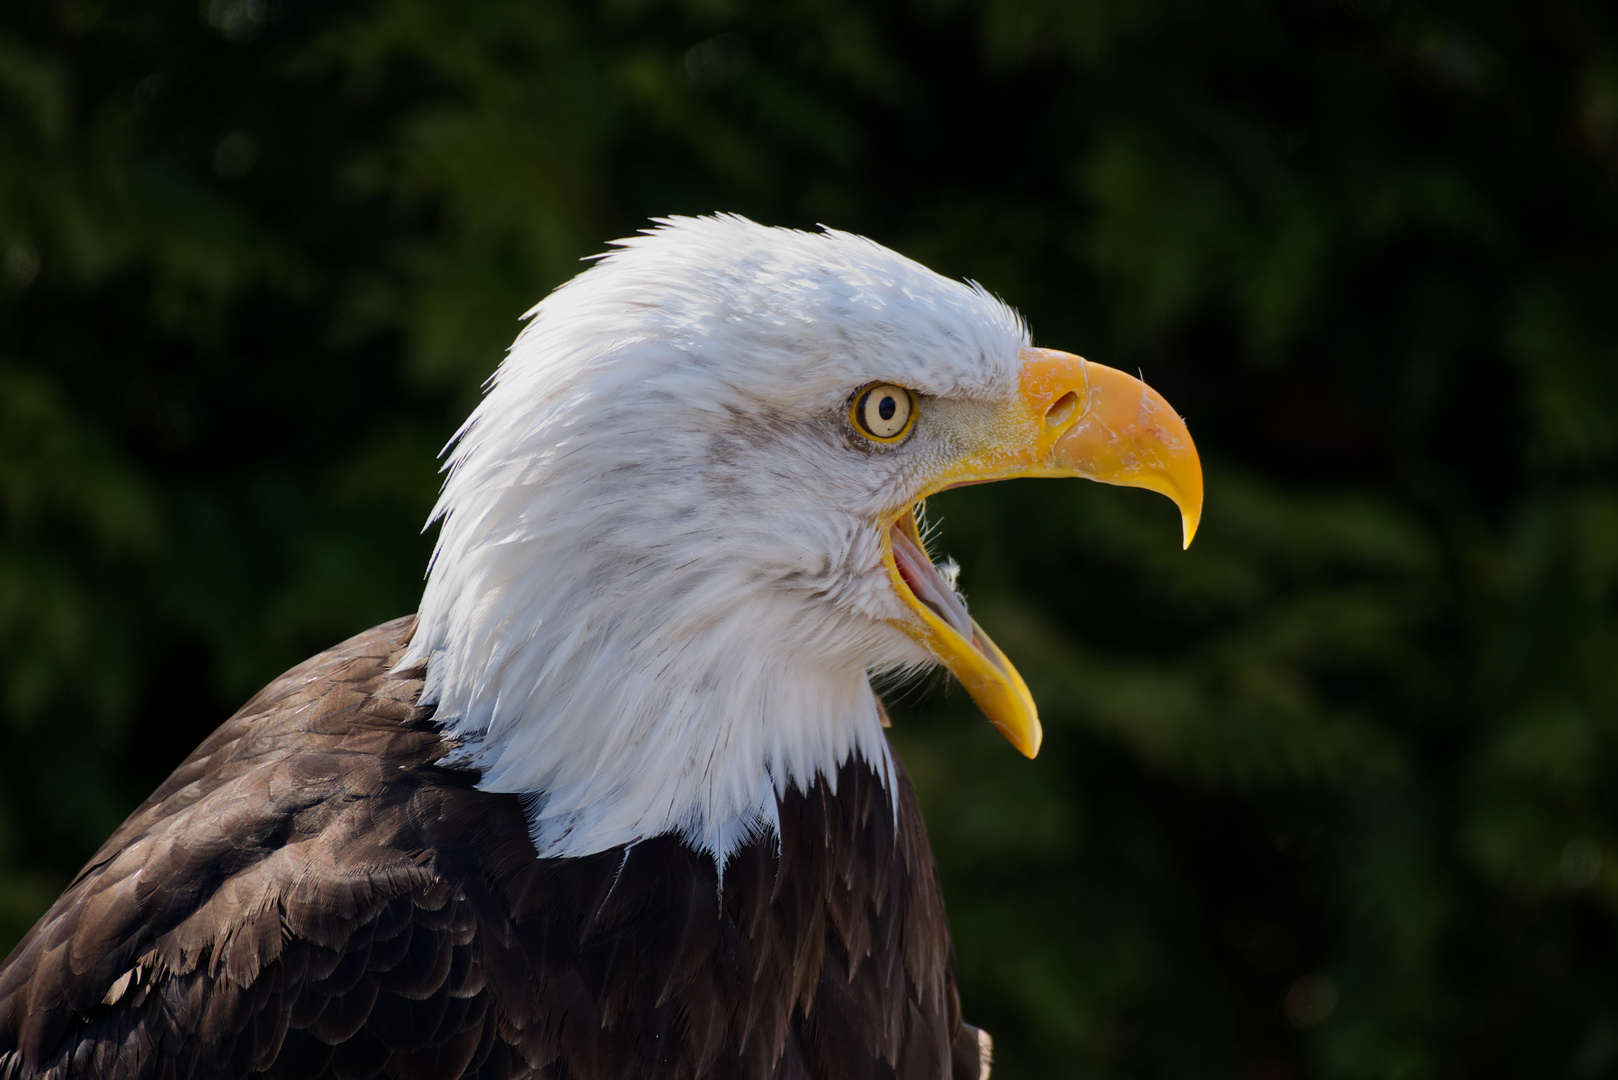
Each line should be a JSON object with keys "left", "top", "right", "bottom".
{"left": 3, "top": 0, "right": 1617, "bottom": 1075}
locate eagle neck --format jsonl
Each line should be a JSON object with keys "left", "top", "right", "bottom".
{"left": 404, "top": 546, "right": 898, "bottom": 865}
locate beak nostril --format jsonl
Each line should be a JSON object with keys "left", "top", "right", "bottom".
{"left": 1045, "top": 391, "right": 1080, "bottom": 427}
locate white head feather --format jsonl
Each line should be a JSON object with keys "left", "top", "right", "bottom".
{"left": 404, "top": 215, "right": 1030, "bottom": 863}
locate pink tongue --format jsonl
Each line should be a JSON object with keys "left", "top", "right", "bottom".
{"left": 891, "top": 527, "right": 975, "bottom": 642}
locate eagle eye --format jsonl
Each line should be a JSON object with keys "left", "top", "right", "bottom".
{"left": 850, "top": 384, "right": 916, "bottom": 443}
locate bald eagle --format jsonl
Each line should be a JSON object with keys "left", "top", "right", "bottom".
{"left": 0, "top": 217, "right": 1200, "bottom": 1080}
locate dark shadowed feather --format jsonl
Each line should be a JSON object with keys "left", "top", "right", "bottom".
{"left": 0, "top": 618, "right": 989, "bottom": 1080}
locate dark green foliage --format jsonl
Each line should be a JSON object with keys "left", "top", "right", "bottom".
{"left": 2, "top": 0, "right": 1616, "bottom": 1075}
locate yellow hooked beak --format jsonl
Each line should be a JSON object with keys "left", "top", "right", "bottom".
{"left": 882, "top": 347, "right": 1203, "bottom": 758}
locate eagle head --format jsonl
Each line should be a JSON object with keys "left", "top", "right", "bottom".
{"left": 404, "top": 215, "right": 1201, "bottom": 862}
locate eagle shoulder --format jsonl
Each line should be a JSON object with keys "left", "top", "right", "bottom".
{"left": 0, "top": 617, "right": 511, "bottom": 1080}
{"left": 0, "top": 616, "right": 990, "bottom": 1080}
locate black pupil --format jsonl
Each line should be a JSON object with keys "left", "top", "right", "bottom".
{"left": 877, "top": 395, "right": 897, "bottom": 421}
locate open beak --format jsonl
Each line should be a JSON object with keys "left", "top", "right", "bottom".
{"left": 882, "top": 347, "right": 1203, "bottom": 758}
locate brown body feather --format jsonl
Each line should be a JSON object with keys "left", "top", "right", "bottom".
{"left": 0, "top": 618, "right": 988, "bottom": 1080}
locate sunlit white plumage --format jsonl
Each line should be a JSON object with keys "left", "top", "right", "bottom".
{"left": 404, "top": 215, "right": 1030, "bottom": 862}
